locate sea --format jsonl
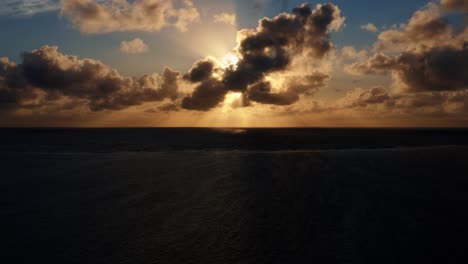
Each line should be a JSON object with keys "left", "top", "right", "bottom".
{"left": 2, "top": 128, "right": 468, "bottom": 263}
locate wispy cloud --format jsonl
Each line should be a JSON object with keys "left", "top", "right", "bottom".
{"left": 0, "top": 0, "right": 108, "bottom": 17}
{"left": 0, "top": 0, "right": 60, "bottom": 16}
{"left": 213, "top": 12, "right": 236, "bottom": 26}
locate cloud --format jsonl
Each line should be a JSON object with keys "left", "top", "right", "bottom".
{"left": 1, "top": 3, "right": 344, "bottom": 113}
{"left": 327, "top": 1, "right": 468, "bottom": 120}
{"left": 180, "top": 59, "right": 229, "bottom": 110}
{"left": 180, "top": 2, "right": 345, "bottom": 110}
{"left": 374, "top": 3, "right": 458, "bottom": 52}
{"left": 360, "top": 23, "right": 378, "bottom": 32}
{"left": 156, "top": 102, "right": 180, "bottom": 112}
{"left": 347, "top": 1, "right": 468, "bottom": 93}
{"left": 183, "top": 59, "right": 216, "bottom": 82}
{"left": 353, "top": 86, "right": 391, "bottom": 105}
{"left": 60, "top": 0, "right": 200, "bottom": 34}
{"left": 0, "top": 57, "right": 28, "bottom": 105}
{"left": 213, "top": 12, "right": 236, "bottom": 25}
{"left": 348, "top": 45, "right": 468, "bottom": 92}
{"left": 281, "top": 86, "right": 394, "bottom": 116}
{"left": 120, "top": 38, "right": 148, "bottom": 54}
{"left": 441, "top": 0, "right": 468, "bottom": 12}
{"left": 246, "top": 73, "right": 329, "bottom": 105}
{"left": 246, "top": 81, "right": 297, "bottom": 105}
{"left": 181, "top": 78, "right": 227, "bottom": 111}
{"left": 287, "top": 85, "right": 468, "bottom": 122}
{"left": 338, "top": 87, "right": 468, "bottom": 117}
{"left": 0, "top": 46, "right": 180, "bottom": 111}
{"left": 0, "top": 0, "right": 60, "bottom": 16}
{"left": 346, "top": 53, "right": 396, "bottom": 75}
{"left": 340, "top": 46, "right": 368, "bottom": 63}
{"left": 338, "top": 87, "right": 392, "bottom": 108}
{"left": 229, "top": 2, "right": 344, "bottom": 85}
{"left": 5, "top": 1, "right": 467, "bottom": 123}
{"left": 393, "top": 45, "right": 468, "bottom": 92}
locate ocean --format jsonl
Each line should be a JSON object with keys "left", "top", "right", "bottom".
{"left": 2, "top": 128, "right": 468, "bottom": 263}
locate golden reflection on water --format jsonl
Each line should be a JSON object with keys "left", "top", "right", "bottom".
{"left": 213, "top": 128, "right": 247, "bottom": 134}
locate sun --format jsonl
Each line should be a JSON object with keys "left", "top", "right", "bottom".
{"left": 222, "top": 92, "right": 243, "bottom": 112}
{"left": 224, "top": 92, "right": 242, "bottom": 104}
{"left": 218, "top": 52, "right": 239, "bottom": 69}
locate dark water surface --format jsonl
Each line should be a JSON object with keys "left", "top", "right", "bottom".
{"left": 2, "top": 128, "right": 468, "bottom": 263}
{"left": 2, "top": 127, "right": 468, "bottom": 152}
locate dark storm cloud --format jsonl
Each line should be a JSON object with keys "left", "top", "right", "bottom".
{"left": 180, "top": 2, "right": 344, "bottom": 110}
{"left": 0, "top": 46, "right": 180, "bottom": 111}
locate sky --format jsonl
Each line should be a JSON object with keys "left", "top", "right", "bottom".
{"left": 0, "top": 0, "right": 467, "bottom": 127}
